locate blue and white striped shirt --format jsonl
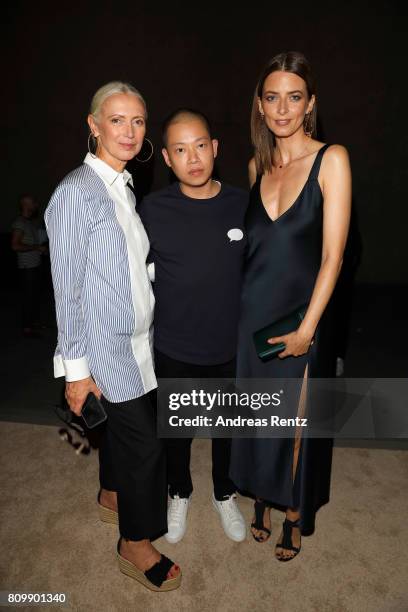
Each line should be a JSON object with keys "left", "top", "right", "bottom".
{"left": 45, "top": 153, "right": 157, "bottom": 402}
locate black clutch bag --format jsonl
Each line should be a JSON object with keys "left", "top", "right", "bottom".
{"left": 253, "top": 304, "right": 308, "bottom": 361}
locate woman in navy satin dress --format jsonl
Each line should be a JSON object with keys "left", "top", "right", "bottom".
{"left": 230, "top": 52, "right": 351, "bottom": 560}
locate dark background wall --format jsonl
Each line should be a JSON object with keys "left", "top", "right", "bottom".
{"left": 3, "top": 2, "right": 406, "bottom": 283}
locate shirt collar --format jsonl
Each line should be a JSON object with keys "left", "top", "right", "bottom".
{"left": 84, "top": 153, "right": 133, "bottom": 187}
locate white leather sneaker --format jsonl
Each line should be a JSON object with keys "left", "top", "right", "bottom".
{"left": 165, "top": 494, "right": 191, "bottom": 544}
{"left": 212, "top": 493, "right": 246, "bottom": 542}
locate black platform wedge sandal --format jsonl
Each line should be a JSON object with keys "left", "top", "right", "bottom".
{"left": 117, "top": 538, "right": 182, "bottom": 592}
{"left": 97, "top": 489, "right": 118, "bottom": 525}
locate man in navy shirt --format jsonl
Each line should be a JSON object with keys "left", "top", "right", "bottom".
{"left": 139, "top": 109, "right": 248, "bottom": 543}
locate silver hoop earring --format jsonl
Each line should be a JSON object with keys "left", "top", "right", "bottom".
{"left": 88, "top": 133, "right": 97, "bottom": 158}
{"left": 136, "top": 137, "right": 154, "bottom": 163}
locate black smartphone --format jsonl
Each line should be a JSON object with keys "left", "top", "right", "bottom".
{"left": 81, "top": 392, "right": 107, "bottom": 429}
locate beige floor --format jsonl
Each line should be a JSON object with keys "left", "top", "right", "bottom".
{"left": 0, "top": 422, "right": 407, "bottom": 612}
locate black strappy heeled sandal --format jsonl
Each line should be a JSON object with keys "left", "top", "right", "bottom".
{"left": 250, "top": 500, "right": 271, "bottom": 543}
{"left": 275, "top": 517, "right": 301, "bottom": 561}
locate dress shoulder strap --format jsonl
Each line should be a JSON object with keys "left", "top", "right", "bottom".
{"left": 309, "top": 144, "right": 331, "bottom": 181}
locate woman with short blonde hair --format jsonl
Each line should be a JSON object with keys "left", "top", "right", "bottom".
{"left": 45, "top": 82, "right": 181, "bottom": 591}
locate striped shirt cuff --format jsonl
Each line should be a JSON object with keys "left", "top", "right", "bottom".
{"left": 53, "top": 354, "right": 91, "bottom": 381}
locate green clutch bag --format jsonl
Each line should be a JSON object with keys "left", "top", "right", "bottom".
{"left": 253, "top": 304, "right": 308, "bottom": 361}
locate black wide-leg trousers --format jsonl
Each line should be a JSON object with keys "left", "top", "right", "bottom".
{"left": 154, "top": 349, "right": 237, "bottom": 501}
{"left": 99, "top": 392, "right": 167, "bottom": 541}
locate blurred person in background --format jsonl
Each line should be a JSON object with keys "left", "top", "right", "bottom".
{"left": 11, "top": 194, "right": 47, "bottom": 336}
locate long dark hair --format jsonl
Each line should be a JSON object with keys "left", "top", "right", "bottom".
{"left": 251, "top": 51, "right": 317, "bottom": 174}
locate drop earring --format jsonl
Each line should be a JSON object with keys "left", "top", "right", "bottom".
{"left": 304, "top": 112, "right": 313, "bottom": 137}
